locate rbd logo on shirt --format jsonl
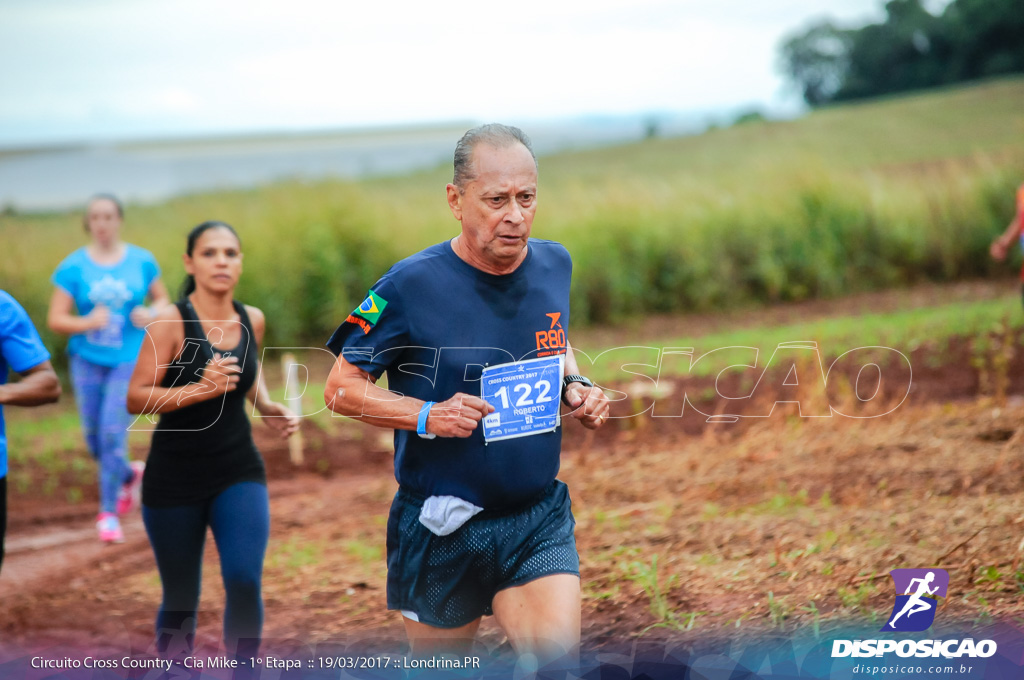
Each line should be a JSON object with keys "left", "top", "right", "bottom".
{"left": 535, "top": 312, "right": 566, "bottom": 357}
{"left": 882, "top": 568, "right": 949, "bottom": 632}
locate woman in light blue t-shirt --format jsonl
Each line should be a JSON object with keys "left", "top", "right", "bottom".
{"left": 48, "top": 194, "right": 170, "bottom": 544}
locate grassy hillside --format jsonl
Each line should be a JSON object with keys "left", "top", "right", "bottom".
{"left": 2, "top": 77, "right": 1023, "bottom": 352}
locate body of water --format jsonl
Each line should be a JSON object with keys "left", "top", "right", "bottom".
{"left": 0, "top": 115, "right": 705, "bottom": 212}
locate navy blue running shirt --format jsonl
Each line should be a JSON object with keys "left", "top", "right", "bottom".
{"left": 327, "top": 239, "right": 572, "bottom": 509}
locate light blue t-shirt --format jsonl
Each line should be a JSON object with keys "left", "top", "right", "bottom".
{"left": 51, "top": 245, "right": 160, "bottom": 367}
{"left": 1, "top": 290, "right": 52, "bottom": 478}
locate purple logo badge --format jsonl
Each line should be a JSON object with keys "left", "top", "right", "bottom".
{"left": 881, "top": 568, "right": 949, "bottom": 632}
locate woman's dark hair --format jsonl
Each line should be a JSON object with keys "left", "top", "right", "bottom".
{"left": 82, "top": 193, "right": 124, "bottom": 232}
{"left": 180, "top": 221, "right": 241, "bottom": 298}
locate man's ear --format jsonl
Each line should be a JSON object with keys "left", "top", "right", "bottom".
{"left": 446, "top": 183, "right": 463, "bottom": 221}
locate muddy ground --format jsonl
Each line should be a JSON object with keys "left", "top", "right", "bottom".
{"left": 2, "top": 281, "right": 1023, "bottom": 665}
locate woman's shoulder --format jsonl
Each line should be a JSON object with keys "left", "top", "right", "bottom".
{"left": 149, "top": 301, "right": 185, "bottom": 332}
{"left": 241, "top": 303, "right": 265, "bottom": 336}
{"left": 142, "top": 302, "right": 186, "bottom": 348}
{"left": 153, "top": 301, "right": 185, "bottom": 323}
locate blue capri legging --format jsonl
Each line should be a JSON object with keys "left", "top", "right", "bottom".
{"left": 142, "top": 481, "right": 270, "bottom": 659}
{"left": 69, "top": 355, "right": 135, "bottom": 514}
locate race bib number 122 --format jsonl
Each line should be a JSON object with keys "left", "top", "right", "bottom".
{"left": 481, "top": 355, "right": 564, "bottom": 443}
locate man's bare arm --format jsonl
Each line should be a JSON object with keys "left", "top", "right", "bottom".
{"left": 0, "top": 361, "right": 61, "bottom": 406}
{"left": 323, "top": 355, "right": 492, "bottom": 438}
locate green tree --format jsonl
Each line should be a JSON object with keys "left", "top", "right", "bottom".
{"left": 780, "top": 0, "right": 1024, "bottom": 106}
{"left": 836, "top": 0, "right": 944, "bottom": 101}
{"left": 780, "top": 21, "right": 852, "bottom": 106}
{"left": 944, "top": 0, "right": 1024, "bottom": 81}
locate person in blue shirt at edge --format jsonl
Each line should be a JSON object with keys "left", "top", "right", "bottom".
{"left": 47, "top": 194, "right": 171, "bottom": 544}
{"left": 323, "top": 124, "right": 611, "bottom": 669}
{"left": 1, "top": 290, "right": 62, "bottom": 574}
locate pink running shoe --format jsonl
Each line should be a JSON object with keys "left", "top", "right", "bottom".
{"left": 116, "top": 460, "right": 146, "bottom": 515}
{"left": 96, "top": 512, "right": 124, "bottom": 544}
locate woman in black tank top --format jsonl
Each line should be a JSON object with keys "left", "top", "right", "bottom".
{"left": 127, "top": 222, "right": 298, "bottom": 663}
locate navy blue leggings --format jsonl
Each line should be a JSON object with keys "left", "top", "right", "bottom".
{"left": 142, "top": 481, "right": 269, "bottom": 659}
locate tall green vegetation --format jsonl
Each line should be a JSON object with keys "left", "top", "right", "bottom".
{"left": 2, "top": 79, "right": 1022, "bottom": 352}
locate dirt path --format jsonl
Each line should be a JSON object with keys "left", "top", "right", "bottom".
{"left": 3, "top": 279, "right": 1024, "bottom": 662}
{"left": 570, "top": 278, "right": 1018, "bottom": 348}
{"left": 4, "top": 386, "right": 1023, "bottom": 652}
{"left": 1, "top": 519, "right": 144, "bottom": 599}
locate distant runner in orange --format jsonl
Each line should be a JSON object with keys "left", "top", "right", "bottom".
{"left": 989, "top": 183, "right": 1024, "bottom": 306}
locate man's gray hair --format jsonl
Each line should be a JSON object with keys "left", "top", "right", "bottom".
{"left": 453, "top": 123, "right": 536, "bottom": 189}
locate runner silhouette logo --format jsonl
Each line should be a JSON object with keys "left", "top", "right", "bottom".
{"left": 881, "top": 568, "right": 949, "bottom": 632}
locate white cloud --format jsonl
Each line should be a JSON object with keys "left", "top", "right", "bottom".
{"left": 0, "top": 0, "right": 885, "bottom": 143}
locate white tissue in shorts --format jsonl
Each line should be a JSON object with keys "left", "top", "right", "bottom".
{"left": 418, "top": 495, "right": 484, "bottom": 536}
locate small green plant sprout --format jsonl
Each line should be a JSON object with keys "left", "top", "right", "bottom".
{"left": 801, "top": 600, "right": 822, "bottom": 639}
{"left": 621, "top": 555, "right": 703, "bottom": 632}
{"left": 767, "top": 591, "right": 791, "bottom": 630}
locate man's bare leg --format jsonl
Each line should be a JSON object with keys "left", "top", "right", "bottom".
{"left": 492, "top": 574, "right": 581, "bottom": 667}
{"left": 403, "top": 616, "right": 481, "bottom": 657}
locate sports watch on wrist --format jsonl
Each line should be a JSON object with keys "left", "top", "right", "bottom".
{"left": 561, "top": 374, "right": 594, "bottom": 406}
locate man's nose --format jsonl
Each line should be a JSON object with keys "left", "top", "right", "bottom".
{"left": 505, "top": 200, "right": 524, "bottom": 225}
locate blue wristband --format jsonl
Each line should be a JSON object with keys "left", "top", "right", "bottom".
{"left": 417, "top": 401, "right": 436, "bottom": 439}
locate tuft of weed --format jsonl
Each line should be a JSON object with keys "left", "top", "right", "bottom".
{"left": 620, "top": 555, "right": 704, "bottom": 632}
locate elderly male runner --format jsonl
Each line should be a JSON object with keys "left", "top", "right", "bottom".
{"left": 324, "top": 124, "right": 609, "bottom": 663}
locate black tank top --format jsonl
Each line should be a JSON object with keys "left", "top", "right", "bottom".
{"left": 142, "top": 299, "right": 266, "bottom": 507}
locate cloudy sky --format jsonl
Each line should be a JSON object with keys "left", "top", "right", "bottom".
{"left": 0, "top": 0, "right": 894, "bottom": 146}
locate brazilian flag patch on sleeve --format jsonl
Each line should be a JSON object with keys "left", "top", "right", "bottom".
{"left": 352, "top": 289, "right": 388, "bottom": 326}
